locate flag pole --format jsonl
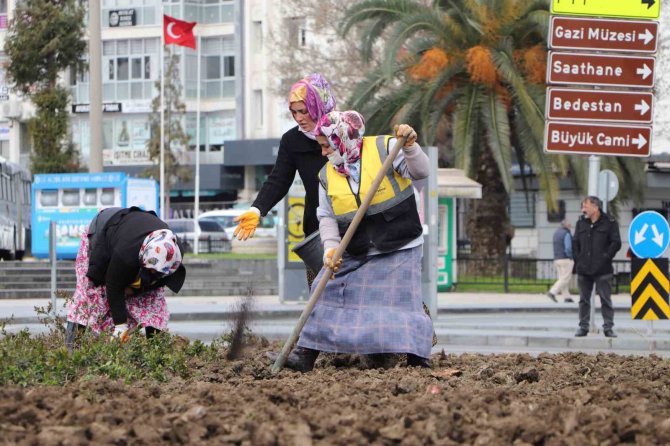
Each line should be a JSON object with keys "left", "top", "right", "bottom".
{"left": 193, "top": 33, "right": 201, "bottom": 255}
{"left": 159, "top": 9, "right": 166, "bottom": 220}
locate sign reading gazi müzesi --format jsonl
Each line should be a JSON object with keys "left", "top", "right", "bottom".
{"left": 549, "top": 16, "right": 658, "bottom": 53}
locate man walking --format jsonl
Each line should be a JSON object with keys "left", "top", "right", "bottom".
{"left": 547, "top": 220, "right": 574, "bottom": 303}
{"left": 572, "top": 196, "right": 621, "bottom": 338}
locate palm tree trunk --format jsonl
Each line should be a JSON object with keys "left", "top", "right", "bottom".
{"left": 465, "top": 148, "right": 513, "bottom": 275}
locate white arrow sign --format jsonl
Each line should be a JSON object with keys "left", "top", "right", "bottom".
{"left": 637, "top": 64, "right": 653, "bottom": 80}
{"left": 652, "top": 224, "right": 664, "bottom": 248}
{"left": 635, "top": 223, "right": 649, "bottom": 245}
{"left": 638, "top": 29, "right": 655, "bottom": 45}
{"left": 633, "top": 134, "right": 648, "bottom": 149}
{"left": 634, "top": 99, "right": 650, "bottom": 116}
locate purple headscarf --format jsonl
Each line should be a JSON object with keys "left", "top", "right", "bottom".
{"left": 288, "top": 73, "right": 337, "bottom": 126}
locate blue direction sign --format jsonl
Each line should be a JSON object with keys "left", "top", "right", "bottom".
{"left": 629, "top": 211, "right": 670, "bottom": 259}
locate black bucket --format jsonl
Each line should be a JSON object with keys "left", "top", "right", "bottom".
{"left": 292, "top": 230, "right": 324, "bottom": 273}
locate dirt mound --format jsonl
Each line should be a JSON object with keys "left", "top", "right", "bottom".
{"left": 2, "top": 344, "right": 670, "bottom": 445}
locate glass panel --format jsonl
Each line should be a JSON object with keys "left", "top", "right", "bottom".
{"left": 131, "top": 81, "right": 143, "bottom": 98}
{"left": 117, "top": 57, "right": 129, "bottom": 80}
{"left": 222, "top": 79, "right": 234, "bottom": 97}
{"left": 83, "top": 188, "right": 97, "bottom": 206}
{"left": 103, "top": 83, "right": 115, "bottom": 101}
{"left": 205, "top": 56, "right": 220, "bottom": 79}
{"left": 131, "top": 57, "right": 142, "bottom": 79}
{"left": 223, "top": 55, "right": 234, "bottom": 77}
{"left": 116, "top": 82, "right": 129, "bottom": 100}
{"left": 131, "top": 39, "right": 143, "bottom": 54}
{"left": 205, "top": 80, "right": 220, "bottom": 98}
{"left": 117, "top": 40, "right": 128, "bottom": 55}
{"left": 107, "top": 58, "right": 115, "bottom": 80}
{"left": 221, "top": 3, "right": 233, "bottom": 22}
{"left": 100, "top": 188, "right": 116, "bottom": 205}
{"left": 144, "top": 55, "right": 151, "bottom": 79}
{"left": 61, "top": 189, "right": 80, "bottom": 206}
{"left": 143, "top": 6, "right": 156, "bottom": 24}
{"left": 39, "top": 190, "right": 58, "bottom": 207}
{"left": 203, "top": 5, "right": 218, "bottom": 23}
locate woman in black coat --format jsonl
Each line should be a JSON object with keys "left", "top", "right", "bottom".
{"left": 233, "top": 73, "right": 336, "bottom": 285}
{"left": 65, "top": 207, "right": 186, "bottom": 349}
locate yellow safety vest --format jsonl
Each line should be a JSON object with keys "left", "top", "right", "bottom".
{"left": 319, "top": 135, "right": 414, "bottom": 222}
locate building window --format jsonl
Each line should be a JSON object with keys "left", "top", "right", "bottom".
{"left": 198, "top": 37, "right": 235, "bottom": 99}
{"left": 299, "top": 27, "right": 307, "bottom": 47}
{"left": 102, "top": 38, "right": 158, "bottom": 102}
{"left": 509, "top": 192, "right": 536, "bottom": 228}
{"left": 253, "top": 89, "right": 263, "bottom": 127}
{"left": 185, "top": 111, "right": 235, "bottom": 151}
{"left": 252, "top": 20, "right": 263, "bottom": 53}
{"left": 164, "top": 0, "right": 234, "bottom": 25}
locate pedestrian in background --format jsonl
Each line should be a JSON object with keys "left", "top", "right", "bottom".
{"left": 572, "top": 196, "right": 621, "bottom": 338}
{"left": 233, "top": 73, "right": 336, "bottom": 287}
{"left": 269, "top": 111, "right": 434, "bottom": 372}
{"left": 547, "top": 219, "right": 574, "bottom": 303}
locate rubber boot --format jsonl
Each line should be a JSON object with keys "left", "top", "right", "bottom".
{"left": 65, "top": 322, "right": 86, "bottom": 353}
{"left": 407, "top": 354, "right": 431, "bottom": 368}
{"left": 266, "top": 347, "right": 319, "bottom": 372}
{"left": 365, "top": 353, "right": 394, "bottom": 369}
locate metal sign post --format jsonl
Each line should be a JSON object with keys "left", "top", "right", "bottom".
{"left": 49, "top": 220, "right": 57, "bottom": 316}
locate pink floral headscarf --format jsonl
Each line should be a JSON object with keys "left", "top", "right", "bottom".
{"left": 288, "top": 73, "right": 336, "bottom": 133}
{"left": 315, "top": 111, "right": 365, "bottom": 183}
{"left": 139, "top": 229, "right": 182, "bottom": 276}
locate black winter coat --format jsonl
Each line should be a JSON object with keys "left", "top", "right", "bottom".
{"left": 252, "top": 126, "right": 327, "bottom": 237}
{"left": 86, "top": 208, "right": 186, "bottom": 324}
{"left": 572, "top": 212, "right": 622, "bottom": 276}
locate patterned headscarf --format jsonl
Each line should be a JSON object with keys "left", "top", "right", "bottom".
{"left": 315, "top": 111, "right": 365, "bottom": 183}
{"left": 139, "top": 229, "right": 182, "bottom": 276}
{"left": 288, "top": 73, "right": 336, "bottom": 132}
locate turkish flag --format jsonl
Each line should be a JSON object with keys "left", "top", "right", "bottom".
{"left": 163, "top": 15, "right": 196, "bottom": 49}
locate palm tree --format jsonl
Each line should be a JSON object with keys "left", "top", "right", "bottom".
{"left": 340, "top": 0, "right": 644, "bottom": 260}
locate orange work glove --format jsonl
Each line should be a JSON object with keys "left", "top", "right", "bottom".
{"left": 394, "top": 124, "right": 418, "bottom": 148}
{"left": 323, "top": 248, "right": 343, "bottom": 279}
{"left": 112, "top": 323, "right": 131, "bottom": 343}
{"left": 233, "top": 209, "right": 260, "bottom": 241}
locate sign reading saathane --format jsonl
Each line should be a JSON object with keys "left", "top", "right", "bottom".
{"left": 551, "top": 0, "right": 660, "bottom": 20}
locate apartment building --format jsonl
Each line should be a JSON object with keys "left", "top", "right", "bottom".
{"left": 0, "top": 0, "right": 286, "bottom": 213}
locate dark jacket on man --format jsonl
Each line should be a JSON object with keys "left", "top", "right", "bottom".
{"left": 572, "top": 212, "right": 621, "bottom": 276}
{"left": 87, "top": 207, "right": 186, "bottom": 324}
{"left": 252, "top": 126, "right": 327, "bottom": 237}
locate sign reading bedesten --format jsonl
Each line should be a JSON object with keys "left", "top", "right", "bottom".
{"left": 548, "top": 52, "right": 655, "bottom": 88}
{"left": 546, "top": 88, "right": 653, "bottom": 124}
{"left": 544, "top": 121, "right": 651, "bottom": 157}
{"left": 549, "top": 17, "right": 658, "bottom": 53}
{"left": 551, "top": 0, "right": 660, "bottom": 20}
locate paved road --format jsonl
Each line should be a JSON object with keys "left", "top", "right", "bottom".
{"left": 3, "top": 292, "right": 669, "bottom": 356}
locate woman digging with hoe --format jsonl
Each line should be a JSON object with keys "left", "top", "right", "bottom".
{"left": 269, "top": 111, "right": 434, "bottom": 372}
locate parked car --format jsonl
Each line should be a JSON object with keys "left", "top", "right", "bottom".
{"left": 165, "top": 218, "right": 232, "bottom": 253}
{"left": 198, "top": 209, "right": 278, "bottom": 239}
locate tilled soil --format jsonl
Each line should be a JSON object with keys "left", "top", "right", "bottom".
{"left": 2, "top": 344, "right": 670, "bottom": 445}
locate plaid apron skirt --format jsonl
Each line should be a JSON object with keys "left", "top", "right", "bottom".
{"left": 297, "top": 245, "right": 433, "bottom": 359}
{"left": 67, "top": 228, "right": 170, "bottom": 334}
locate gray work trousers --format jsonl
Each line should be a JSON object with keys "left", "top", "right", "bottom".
{"left": 578, "top": 274, "right": 614, "bottom": 330}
